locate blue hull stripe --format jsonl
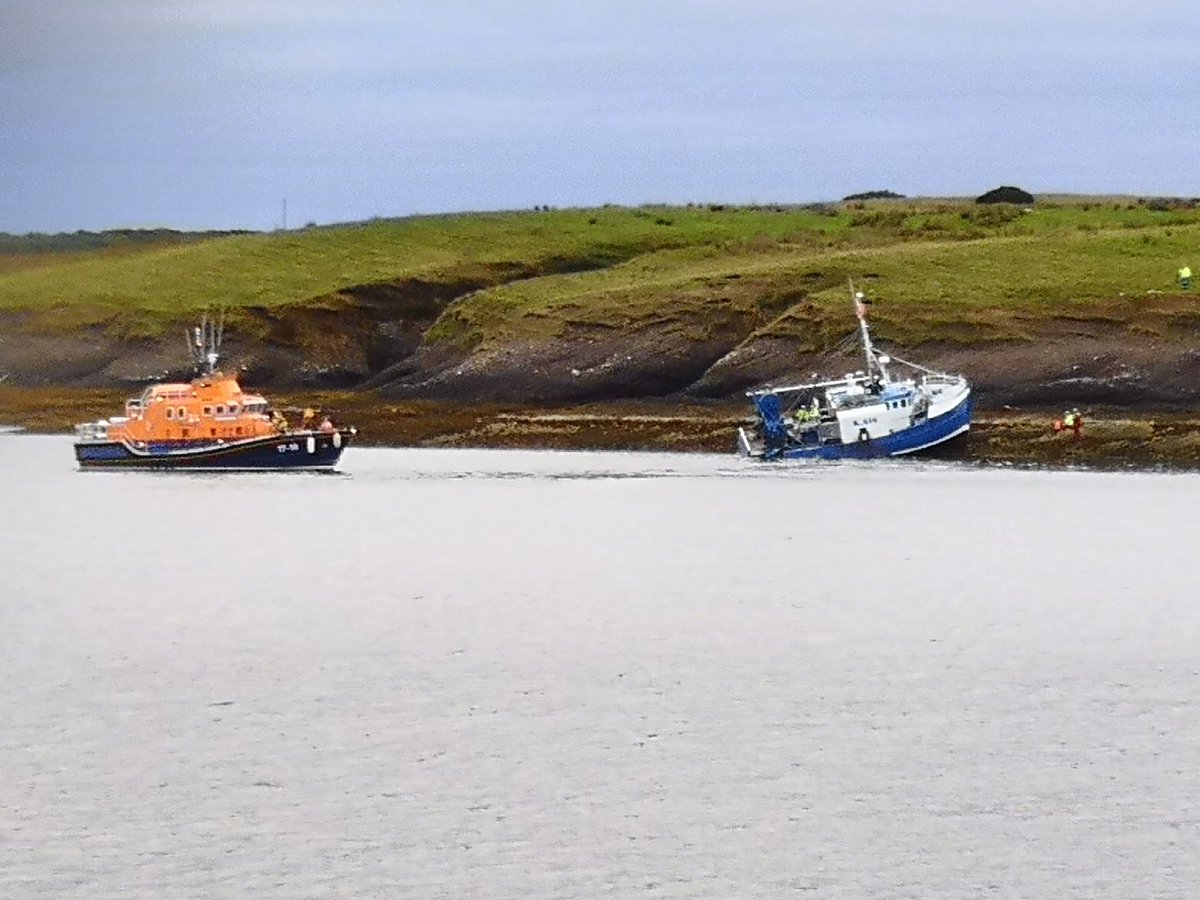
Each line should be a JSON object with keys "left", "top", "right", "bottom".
{"left": 74, "top": 431, "right": 353, "bottom": 470}
{"left": 778, "top": 396, "right": 972, "bottom": 460}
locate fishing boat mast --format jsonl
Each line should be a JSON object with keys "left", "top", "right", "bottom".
{"left": 851, "top": 284, "right": 890, "bottom": 383}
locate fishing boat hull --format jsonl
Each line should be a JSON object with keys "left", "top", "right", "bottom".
{"left": 739, "top": 393, "right": 972, "bottom": 461}
{"left": 74, "top": 429, "right": 355, "bottom": 471}
{"left": 780, "top": 393, "right": 970, "bottom": 460}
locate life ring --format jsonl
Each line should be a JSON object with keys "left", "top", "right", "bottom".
{"left": 857, "top": 428, "right": 870, "bottom": 443}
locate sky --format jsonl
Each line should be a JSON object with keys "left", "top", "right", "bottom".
{"left": 2, "top": 0, "right": 1197, "bottom": 234}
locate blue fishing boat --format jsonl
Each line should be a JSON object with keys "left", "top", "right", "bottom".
{"left": 737, "top": 287, "right": 971, "bottom": 460}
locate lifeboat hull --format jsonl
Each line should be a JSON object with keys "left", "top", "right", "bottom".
{"left": 74, "top": 429, "right": 355, "bottom": 471}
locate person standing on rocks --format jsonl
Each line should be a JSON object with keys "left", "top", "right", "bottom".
{"left": 1061, "top": 408, "right": 1083, "bottom": 439}
{"left": 1055, "top": 409, "right": 1083, "bottom": 439}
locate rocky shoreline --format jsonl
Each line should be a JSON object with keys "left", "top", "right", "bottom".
{"left": 5, "top": 386, "right": 1200, "bottom": 471}
{"left": 5, "top": 303, "right": 1200, "bottom": 471}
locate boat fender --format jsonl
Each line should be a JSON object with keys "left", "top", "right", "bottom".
{"left": 306, "top": 436, "right": 316, "bottom": 454}
{"left": 333, "top": 431, "right": 342, "bottom": 449}
{"left": 857, "top": 428, "right": 870, "bottom": 443}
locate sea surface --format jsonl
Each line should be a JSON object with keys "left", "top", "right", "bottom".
{"left": 2, "top": 433, "right": 1199, "bottom": 898}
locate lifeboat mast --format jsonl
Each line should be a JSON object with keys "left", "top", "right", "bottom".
{"left": 188, "top": 311, "right": 225, "bottom": 376}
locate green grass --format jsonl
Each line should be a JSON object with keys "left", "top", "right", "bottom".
{"left": 0, "top": 206, "right": 838, "bottom": 335}
{"left": 431, "top": 221, "right": 1200, "bottom": 349}
{"left": 3, "top": 199, "right": 1199, "bottom": 349}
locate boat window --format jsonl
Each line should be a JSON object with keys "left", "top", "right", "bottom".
{"left": 165, "top": 407, "right": 174, "bottom": 419}
{"left": 215, "top": 405, "right": 225, "bottom": 415}
{"left": 210, "top": 428, "right": 217, "bottom": 437}
{"left": 228, "top": 403, "right": 239, "bottom": 414}
{"left": 236, "top": 427, "right": 243, "bottom": 435}
{"left": 177, "top": 407, "right": 187, "bottom": 419}
{"left": 203, "top": 406, "right": 212, "bottom": 416}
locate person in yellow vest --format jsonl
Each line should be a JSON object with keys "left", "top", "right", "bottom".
{"left": 1061, "top": 408, "right": 1083, "bottom": 439}
{"left": 1179, "top": 266, "right": 1192, "bottom": 290}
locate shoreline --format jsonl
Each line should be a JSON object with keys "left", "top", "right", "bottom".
{"left": 4, "top": 386, "right": 1200, "bottom": 471}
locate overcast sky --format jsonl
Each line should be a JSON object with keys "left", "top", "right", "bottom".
{"left": 2, "top": 0, "right": 1196, "bottom": 233}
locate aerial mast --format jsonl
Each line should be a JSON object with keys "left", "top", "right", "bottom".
{"left": 187, "top": 310, "right": 225, "bottom": 375}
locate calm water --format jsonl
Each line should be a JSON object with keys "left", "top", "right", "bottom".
{"left": 2, "top": 434, "right": 1199, "bottom": 898}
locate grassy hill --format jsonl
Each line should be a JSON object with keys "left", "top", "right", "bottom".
{"left": 0, "top": 207, "right": 837, "bottom": 331}
{"left": 3, "top": 197, "right": 1200, "bottom": 409}
{"left": 2, "top": 198, "right": 1198, "bottom": 347}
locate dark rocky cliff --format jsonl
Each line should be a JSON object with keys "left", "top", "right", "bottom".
{"left": 3, "top": 295, "right": 1200, "bottom": 411}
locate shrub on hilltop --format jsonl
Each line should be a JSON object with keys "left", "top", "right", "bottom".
{"left": 976, "top": 186, "right": 1035, "bottom": 205}
{"left": 842, "top": 190, "right": 906, "bottom": 201}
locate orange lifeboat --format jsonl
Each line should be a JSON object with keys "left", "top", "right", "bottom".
{"left": 74, "top": 315, "right": 355, "bottom": 470}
